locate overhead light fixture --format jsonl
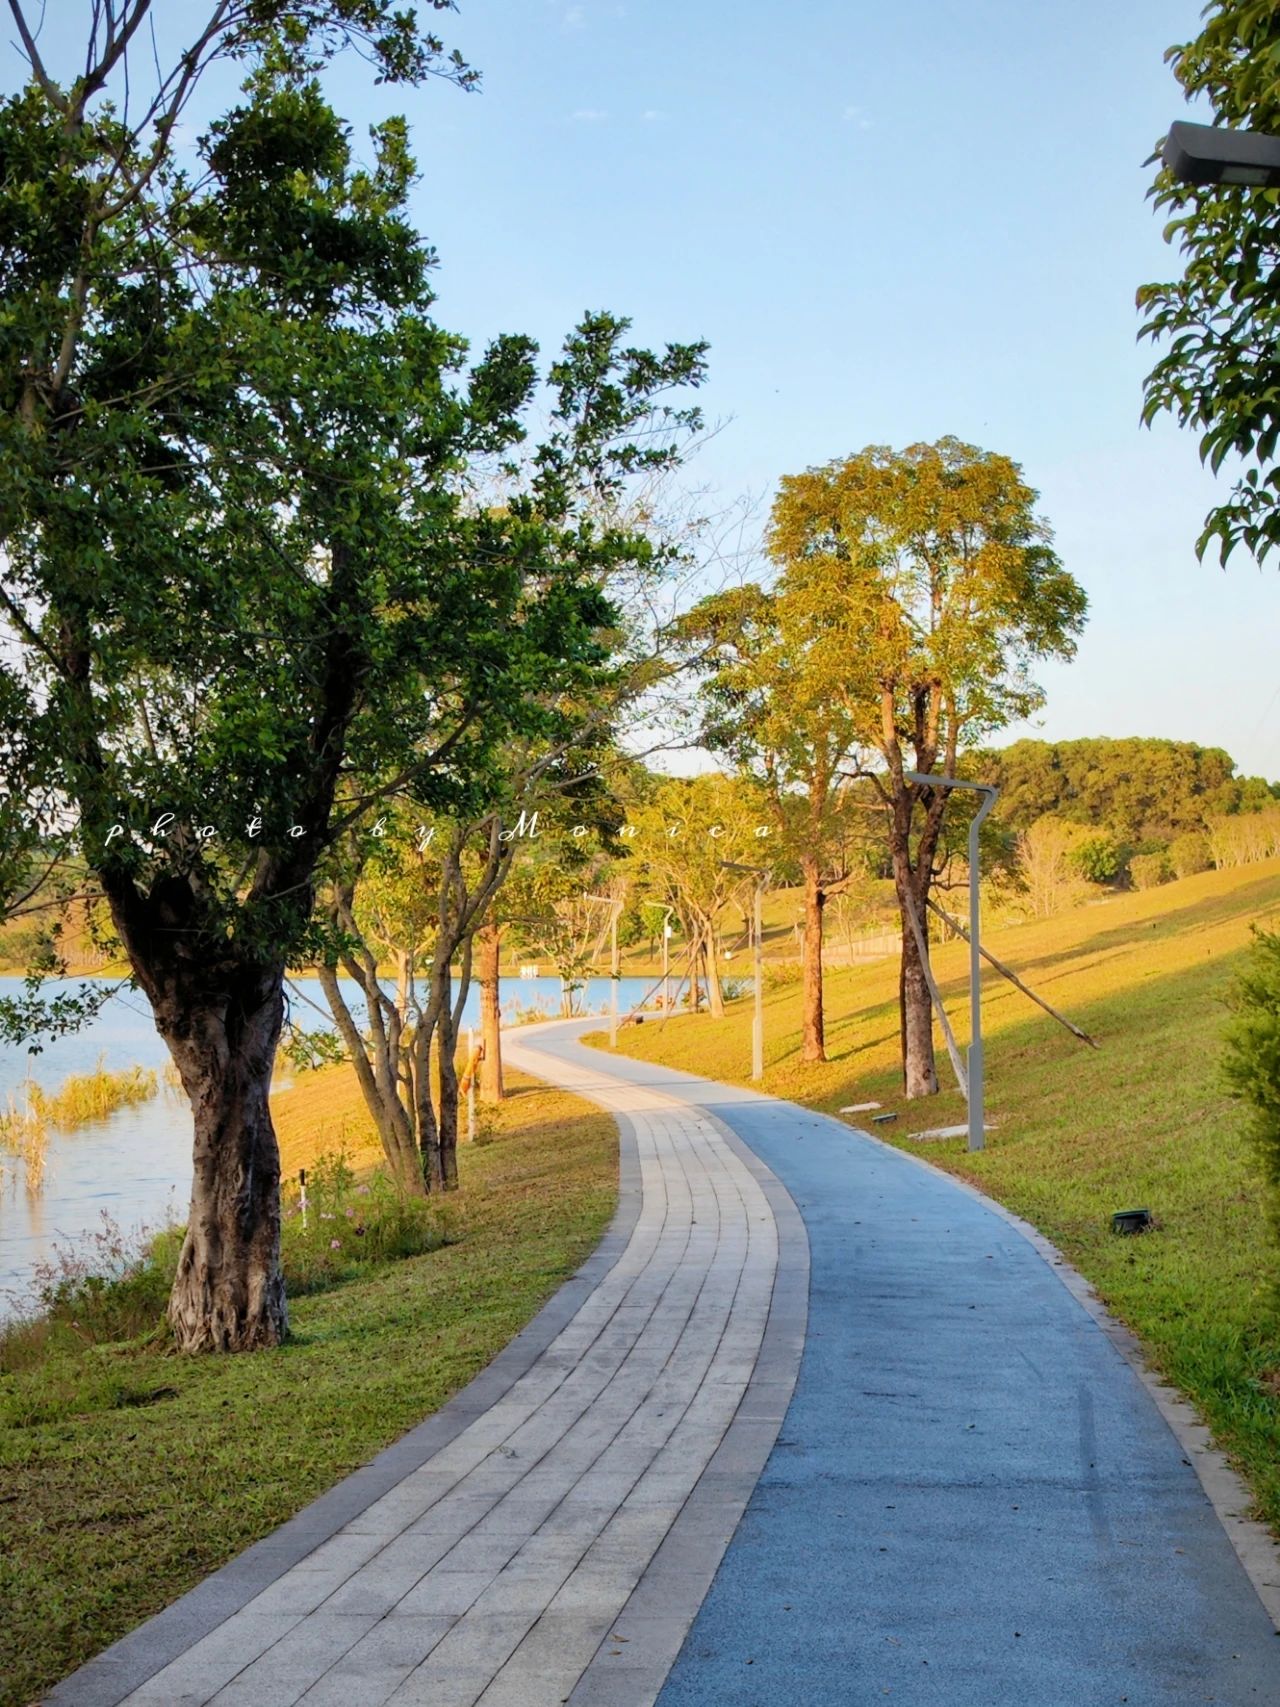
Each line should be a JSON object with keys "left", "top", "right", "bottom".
{"left": 1162, "top": 119, "right": 1280, "bottom": 188}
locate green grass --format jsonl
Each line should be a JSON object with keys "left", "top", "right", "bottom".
{"left": 0, "top": 1067, "right": 618, "bottom": 1707}
{"left": 593, "top": 858, "right": 1280, "bottom": 1532}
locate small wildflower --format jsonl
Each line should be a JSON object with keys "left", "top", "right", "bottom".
{"left": 345, "top": 1207, "right": 355, "bottom": 1218}
{"left": 330, "top": 1238, "right": 342, "bottom": 1250}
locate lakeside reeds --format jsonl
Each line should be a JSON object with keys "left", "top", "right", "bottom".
{"left": 0, "top": 1059, "right": 160, "bottom": 1197}
{"left": 27, "top": 1056, "right": 158, "bottom": 1130}
{"left": 0, "top": 1091, "right": 48, "bottom": 1192}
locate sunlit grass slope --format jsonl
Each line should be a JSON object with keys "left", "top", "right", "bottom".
{"left": 0, "top": 1066, "right": 617, "bottom": 1707}
{"left": 593, "top": 858, "right": 1280, "bottom": 1529}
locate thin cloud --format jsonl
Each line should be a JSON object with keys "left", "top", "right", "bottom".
{"left": 843, "top": 104, "right": 873, "bottom": 130}
{"left": 642, "top": 108, "right": 669, "bottom": 123}
{"left": 571, "top": 108, "right": 609, "bottom": 122}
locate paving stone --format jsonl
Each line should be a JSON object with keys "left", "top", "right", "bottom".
{"left": 50, "top": 1024, "right": 798, "bottom": 1707}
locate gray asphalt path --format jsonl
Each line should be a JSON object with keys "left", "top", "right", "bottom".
{"left": 524, "top": 1025, "right": 1280, "bottom": 1707}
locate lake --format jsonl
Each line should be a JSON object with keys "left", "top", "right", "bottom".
{"left": 0, "top": 970, "right": 683, "bottom": 1319}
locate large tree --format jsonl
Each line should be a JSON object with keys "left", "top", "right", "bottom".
{"left": 762, "top": 439, "right": 1086, "bottom": 1096}
{"left": 0, "top": 7, "right": 705, "bottom": 1348}
{"left": 1139, "top": 1, "right": 1280, "bottom": 563}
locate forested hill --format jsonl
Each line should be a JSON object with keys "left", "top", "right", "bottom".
{"left": 982, "top": 738, "right": 1279, "bottom": 842}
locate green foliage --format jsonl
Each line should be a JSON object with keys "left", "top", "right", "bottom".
{"left": 1223, "top": 928, "right": 1280, "bottom": 1231}
{"left": 283, "top": 1150, "right": 451, "bottom": 1293}
{"left": 1138, "top": 1, "right": 1280, "bottom": 562}
{"left": 1170, "top": 830, "right": 1213, "bottom": 878}
{"left": 1072, "top": 835, "right": 1122, "bottom": 884}
{"left": 0, "top": 11, "right": 707, "bottom": 1007}
{"left": 985, "top": 737, "right": 1270, "bottom": 842}
{"left": 1130, "top": 850, "right": 1174, "bottom": 890}
{"left": 281, "top": 1023, "right": 348, "bottom": 1074}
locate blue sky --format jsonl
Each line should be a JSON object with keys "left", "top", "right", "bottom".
{"left": 400, "top": 0, "right": 1279, "bottom": 779}
{"left": 7, "top": 1, "right": 1277, "bottom": 777}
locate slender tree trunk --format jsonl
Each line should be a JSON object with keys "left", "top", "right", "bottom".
{"left": 477, "top": 921, "right": 504, "bottom": 1102}
{"left": 801, "top": 855, "right": 826, "bottom": 1063}
{"left": 703, "top": 931, "right": 725, "bottom": 1017}
{"left": 162, "top": 968, "right": 288, "bottom": 1352}
{"left": 317, "top": 963, "right": 425, "bottom": 1196}
{"left": 896, "top": 879, "right": 938, "bottom": 1097}
{"left": 437, "top": 981, "right": 461, "bottom": 1190}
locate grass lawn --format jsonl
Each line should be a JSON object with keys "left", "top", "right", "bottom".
{"left": 0, "top": 1067, "right": 617, "bottom": 1707}
{"left": 592, "top": 858, "right": 1280, "bottom": 1531}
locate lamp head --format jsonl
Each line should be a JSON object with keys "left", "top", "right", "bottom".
{"left": 1162, "top": 119, "right": 1280, "bottom": 187}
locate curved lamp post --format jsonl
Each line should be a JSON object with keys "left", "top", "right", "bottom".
{"left": 904, "top": 772, "right": 999, "bottom": 1152}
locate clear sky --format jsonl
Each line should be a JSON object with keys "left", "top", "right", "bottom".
{"left": 7, "top": 2, "right": 1277, "bottom": 777}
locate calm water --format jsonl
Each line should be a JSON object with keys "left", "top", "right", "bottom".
{"left": 0, "top": 972, "right": 672, "bottom": 1318}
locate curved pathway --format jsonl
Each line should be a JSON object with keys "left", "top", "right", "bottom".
{"left": 46, "top": 1022, "right": 807, "bottom": 1707}
{"left": 48, "top": 1020, "right": 1280, "bottom": 1706}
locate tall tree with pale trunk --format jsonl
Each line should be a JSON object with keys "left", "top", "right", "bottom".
{"left": 766, "top": 438, "right": 1087, "bottom": 1095}
{"left": 682, "top": 440, "right": 1084, "bottom": 1088}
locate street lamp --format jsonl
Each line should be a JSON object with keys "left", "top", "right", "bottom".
{"left": 904, "top": 772, "right": 999, "bottom": 1153}
{"left": 1162, "top": 119, "right": 1280, "bottom": 187}
{"left": 721, "top": 861, "right": 768, "bottom": 1082}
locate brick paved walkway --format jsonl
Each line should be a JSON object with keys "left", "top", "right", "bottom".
{"left": 47, "top": 1023, "right": 806, "bottom": 1707}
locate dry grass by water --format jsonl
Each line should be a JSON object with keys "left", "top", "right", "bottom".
{"left": 0, "top": 1059, "right": 159, "bottom": 1200}
{"left": 594, "top": 857, "right": 1280, "bottom": 1535}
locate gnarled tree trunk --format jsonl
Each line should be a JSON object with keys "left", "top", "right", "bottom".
{"left": 161, "top": 968, "right": 288, "bottom": 1352}
{"left": 801, "top": 853, "right": 826, "bottom": 1062}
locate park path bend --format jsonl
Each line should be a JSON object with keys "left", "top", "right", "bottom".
{"left": 46, "top": 1018, "right": 1280, "bottom": 1707}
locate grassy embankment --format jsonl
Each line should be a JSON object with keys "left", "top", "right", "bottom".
{"left": 0, "top": 1066, "right": 618, "bottom": 1707}
{"left": 592, "top": 858, "right": 1280, "bottom": 1529}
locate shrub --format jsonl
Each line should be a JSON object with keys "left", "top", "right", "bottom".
{"left": 1073, "top": 835, "right": 1121, "bottom": 884}
{"left": 1169, "top": 831, "right": 1212, "bottom": 879}
{"left": 281, "top": 1148, "right": 450, "bottom": 1294}
{"left": 1222, "top": 929, "right": 1280, "bottom": 1236}
{"left": 763, "top": 961, "right": 804, "bottom": 990}
{"left": 1129, "top": 851, "right": 1173, "bottom": 890}
{"left": 3, "top": 1211, "right": 179, "bottom": 1361}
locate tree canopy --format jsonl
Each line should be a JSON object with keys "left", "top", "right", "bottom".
{"left": 1139, "top": 0, "right": 1280, "bottom": 563}
{"left": 984, "top": 737, "right": 1277, "bottom": 846}
{"left": 0, "top": 4, "right": 706, "bottom": 1349}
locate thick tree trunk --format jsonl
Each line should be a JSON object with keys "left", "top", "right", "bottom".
{"left": 162, "top": 972, "right": 288, "bottom": 1352}
{"left": 801, "top": 856, "right": 826, "bottom": 1063}
{"left": 897, "top": 886, "right": 939, "bottom": 1098}
{"left": 477, "top": 922, "right": 504, "bottom": 1103}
